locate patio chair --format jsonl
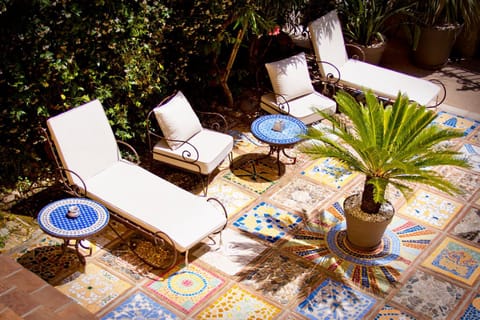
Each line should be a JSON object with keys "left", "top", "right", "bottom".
{"left": 45, "top": 99, "right": 228, "bottom": 268}
{"left": 308, "top": 10, "right": 446, "bottom": 108}
{"left": 260, "top": 52, "right": 337, "bottom": 125}
{"left": 146, "top": 91, "right": 233, "bottom": 196}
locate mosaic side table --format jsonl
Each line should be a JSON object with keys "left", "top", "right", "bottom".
{"left": 251, "top": 114, "right": 307, "bottom": 174}
{"left": 37, "top": 198, "right": 110, "bottom": 264}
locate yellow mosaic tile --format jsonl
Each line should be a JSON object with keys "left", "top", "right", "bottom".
{"left": 398, "top": 189, "right": 463, "bottom": 229}
{"left": 206, "top": 180, "right": 256, "bottom": 218}
{"left": 56, "top": 262, "right": 132, "bottom": 313}
{"left": 301, "top": 157, "right": 359, "bottom": 190}
{"left": 421, "top": 237, "right": 480, "bottom": 286}
{"left": 195, "top": 284, "right": 282, "bottom": 319}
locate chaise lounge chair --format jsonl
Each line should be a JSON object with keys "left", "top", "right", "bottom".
{"left": 260, "top": 52, "right": 337, "bottom": 125}
{"left": 308, "top": 10, "right": 446, "bottom": 108}
{"left": 45, "top": 99, "right": 228, "bottom": 267}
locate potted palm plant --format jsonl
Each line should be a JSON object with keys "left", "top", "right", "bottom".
{"left": 406, "top": 0, "right": 480, "bottom": 69}
{"left": 337, "top": 0, "right": 412, "bottom": 64}
{"left": 300, "top": 90, "right": 469, "bottom": 250}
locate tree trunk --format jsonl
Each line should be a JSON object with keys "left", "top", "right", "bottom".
{"left": 360, "top": 177, "right": 381, "bottom": 213}
{"left": 220, "top": 25, "right": 247, "bottom": 109}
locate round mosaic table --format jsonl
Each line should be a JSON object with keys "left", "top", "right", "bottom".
{"left": 37, "top": 198, "right": 109, "bottom": 264}
{"left": 251, "top": 114, "right": 307, "bottom": 174}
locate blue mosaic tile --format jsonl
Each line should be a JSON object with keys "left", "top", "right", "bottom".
{"left": 296, "top": 278, "right": 376, "bottom": 319}
{"left": 460, "top": 294, "right": 480, "bottom": 320}
{"left": 101, "top": 291, "right": 179, "bottom": 319}
{"left": 233, "top": 201, "right": 302, "bottom": 243}
{"left": 433, "top": 111, "right": 480, "bottom": 136}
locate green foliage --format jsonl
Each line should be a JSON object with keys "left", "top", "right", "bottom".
{"left": 0, "top": 0, "right": 306, "bottom": 188}
{"left": 405, "top": 0, "right": 480, "bottom": 28}
{"left": 337, "top": 0, "right": 412, "bottom": 46}
{"left": 301, "top": 90, "right": 469, "bottom": 213}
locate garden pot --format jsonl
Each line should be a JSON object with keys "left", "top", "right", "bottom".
{"left": 413, "top": 24, "right": 463, "bottom": 70}
{"left": 343, "top": 194, "right": 394, "bottom": 251}
{"left": 347, "top": 40, "right": 387, "bottom": 65}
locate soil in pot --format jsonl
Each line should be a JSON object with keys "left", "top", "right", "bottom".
{"left": 343, "top": 193, "right": 394, "bottom": 251}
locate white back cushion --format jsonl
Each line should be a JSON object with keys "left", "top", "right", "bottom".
{"left": 47, "top": 99, "right": 119, "bottom": 186}
{"left": 265, "top": 52, "right": 315, "bottom": 104}
{"left": 154, "top": 91, "right": 202, "bottom": 150}
{"left": 309, "top": 10, "right": 349, "bottom": 77}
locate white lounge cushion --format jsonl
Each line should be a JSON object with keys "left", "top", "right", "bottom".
{"left": 309, "top": 10, "right": 441, "bottom": 107}
{"left": 260, "top": 91, "right": 336, "bottom": 125}
{"left": 47, "top": 100, "right": 120, "bottom": 186}
{"left": 85, "top": 161, "right": 226, "bottom": 252}
{"left": 154, "top": 91, "right": 202, "bottom": 150}
{"left": 339, "top": 60, "right": 440, "bottom": 106}
{"left": 152, "top": 128, "right": 233, "bottom": 174}
{"left": 265, "top": 52, "right": 315, "bottom": 104}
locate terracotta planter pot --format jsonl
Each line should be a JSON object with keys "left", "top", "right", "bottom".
{"left": 413, "top": 24, "right": 462, "bottom": 70}
{"left": 347, "top": 40, "right": 387, "bottom": 65}
{"left": 343, "top": 194, "right": 394, "bottom": 251}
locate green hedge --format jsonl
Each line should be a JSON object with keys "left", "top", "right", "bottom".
{"left": 0, "top": 0, "right": 308, "bottom": 188}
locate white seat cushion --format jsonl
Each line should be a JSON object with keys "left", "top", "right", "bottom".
{"left": 85, "top": 161, "right": 227, "bottom": 252}
{"left": 260, "top": 91, "right": 336, "bottom": 124}
{"left": 339, "top": 60, "right": 441, "bottom": 106}
{"left": 265, "top": 52, "right": 315, "bottom": 104}
{"left": 152, "top": 128, "right": 233, "bottom": 174}
{"left": 154, "top": 91, "right": 202, "bottom": 150}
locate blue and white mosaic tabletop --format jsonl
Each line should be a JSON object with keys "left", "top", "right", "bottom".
{"left": 251, "top": 114, "right": 307, "bottom": 145}
{"left": 38, "top": 198, "right": 109, "bottom": 239}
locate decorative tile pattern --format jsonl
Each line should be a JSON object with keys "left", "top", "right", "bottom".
{"left": 239, "top": 252, "right": 321, "bottom": 305}
{"left": 437, "top": 167, "right": 480, "bottom": 201}
{"left": 459, "top": 143, "right": 480, "bottom": 172}
{"left": 296, "top": 278, "right": 376, "bottom": 320}
{"left": 282, "top": 203, "right": 436, "bottom": 296}
{"left": 233, "top": 202, "right": 303, "bottom": 243}
{"left": 56, "top": 263, "right": 132, "bottom": 313}
{"left": 392, "top": 270, "right": 465, "bottom": 319}
{"left": 271, "top": 178, "right": 335, "bottom": 214}
{"left": 196, "top": 284, "right": 282, "bottom": 319}
{"left": 451, "top": 207, "right": 480, "bottom": 244}
{"left": 229, "top": 130, "right": 266, "bottom": 153}
{"left": 101, "top": 291, "right": 180, "bottom": 319}
{"left": 459, "top": 294, "right": 480, "bottom": 320}
{"left": 193, "top": 228, "right": 267, "bottom": 276}
{"left": 421, "top": 236, "right": 480, "bottom": 285}
{"left": 224, "top": 155, "right": 277, "bottom": 194}
{"left": 374, "top": 305, "right": 416, "bottom": 319}
{"left": 398, "top": 189, "right": 463, "bottom": 229}
{"left": 144, "top": 263, "right": 224, "bottom": 314}
{"left": 206, "top": 180, "right": 256, "bottom": 218}
{"left": 302, "top": 158, "right": 359, "bottom": 190}
{"left": 98, "top": 235, "right": 155, "bottom": 282}
{"left": 432, "top": 111, "right": 480, "bottom": 136}
{"left": 467, "top": 127, "right": 480, "bottom": 144}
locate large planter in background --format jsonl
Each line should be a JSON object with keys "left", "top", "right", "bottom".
{"left": 347, "top": 40, "right": 387, "bottom": 65}
{"left": 413, "top": 24, "right": 463, "bottom": 69}
{"left": 343, "top": 194, "right": 394, "bottom": 251}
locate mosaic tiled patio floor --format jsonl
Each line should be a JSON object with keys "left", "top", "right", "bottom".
{"left": 2, "top": 111, "right": 480, "bottom": 320}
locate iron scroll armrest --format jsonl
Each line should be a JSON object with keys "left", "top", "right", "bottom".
{"left": 197, "top": 111, "right": 229, "bottom": 133}
{"left": 116, "top": 139, "right": 140, "bottom": 165}
{"left": 345, "top": 43, "right": 366, "bottom": 61}
{"left": 207, "top": 197, "right": 229, "bottom": 232}
{"left": 427, "top": 79, "right": 447, "bottom": 109}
